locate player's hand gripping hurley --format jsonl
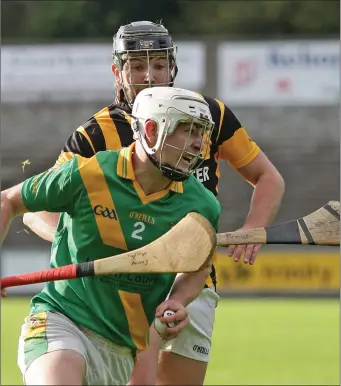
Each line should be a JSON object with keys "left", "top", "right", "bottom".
{"left": 1, "top": 201, "right": 339, "bottom": 290}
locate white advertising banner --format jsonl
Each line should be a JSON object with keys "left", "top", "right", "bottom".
{"left": 175, "top": 42, "right": 206, "bottom": 90}
{"left": 1, "top": 43, "right": 114, "bottom": 103}
{"left": 217, "top": 40, "right": 339, "bottom": 105}
{"left": 1, "top": 42, "right": 205, "bottom": 103}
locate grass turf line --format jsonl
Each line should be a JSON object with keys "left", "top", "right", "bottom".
{"left": 1, "top": 298, "right": 339, "bottom": 385}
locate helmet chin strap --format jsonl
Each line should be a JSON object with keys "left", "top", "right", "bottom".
{"left": 133, "top": 125, "right": 188, "bottom": 182}
{"left": 145, "top": 152, "right": 189, "bottom": 182}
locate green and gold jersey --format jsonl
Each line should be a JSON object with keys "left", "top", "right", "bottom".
{"left": 21, "top": 143, "right": 221, "bottom": 353}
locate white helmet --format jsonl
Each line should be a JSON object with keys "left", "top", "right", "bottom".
{"left": 131, "top": 87, "right": 215, "bottom": 181}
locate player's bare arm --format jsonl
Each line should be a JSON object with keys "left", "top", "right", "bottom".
{"left": 228, "top": 150, "right": 285, "bottom": 264}
{"left": 1, "top": 183, "right": 28, "bottom": 297}
{"left": 23, "top": 211, "right": 60, "bottom": 242}
{"left": 1, "top": 183, "right": 28, "bottom": 243}
{"left": 156, "top": 258, "right": 212, "bottom": 338}
{"left": 166, "top": 259, "right": 212, "bottom": 309}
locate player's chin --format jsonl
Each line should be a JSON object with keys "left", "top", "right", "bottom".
{"left": 179, "top": 158, "right": 199, "bottom": 173}
{"left": 134, "top": 84, "right": 158, "bottom": 94}
{"left": 133, "top": 86, "right": 148, "bottom": 94}
{"left": 134, "top": 83, "right": 168, "bottom": 93}
{"left": 176, "top": 162, "right": 191, "bottom": 174}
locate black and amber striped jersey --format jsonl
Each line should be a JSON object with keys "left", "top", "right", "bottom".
{"left": 56, "top": 97, "right": 260, "bottom": 197}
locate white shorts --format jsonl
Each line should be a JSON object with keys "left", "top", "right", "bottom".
{"left": 161, "top": 287, "right": 219, "bottom": 362}
{"left": 17, "top": 311, "right": 134, "bottom": 385}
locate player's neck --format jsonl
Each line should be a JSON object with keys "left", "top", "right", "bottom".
{"left": 133, "top": 146, "right": 172, "bottom": 195}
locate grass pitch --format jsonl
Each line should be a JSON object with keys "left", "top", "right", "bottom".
{"left": 1, "top": 297, "right": 339, "bottom": 385}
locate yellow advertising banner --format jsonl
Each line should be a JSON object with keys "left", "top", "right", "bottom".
{"left": 215, "top": 250, "right": 340, "bottom": 291}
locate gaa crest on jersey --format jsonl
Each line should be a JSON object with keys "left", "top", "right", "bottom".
{"left": 93, "top": 205, "right": 117, "bottom": 220}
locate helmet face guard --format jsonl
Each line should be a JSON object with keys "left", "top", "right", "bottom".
{"left": 156, "top": 108, "right": 214, "bottom": 181}
{"left": 131, "top": 87, "right": 215, "bottom": 182}
{"left": 113, "top": 21, "right": 178, "bottom": 106}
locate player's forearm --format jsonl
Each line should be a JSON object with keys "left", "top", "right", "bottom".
{"left": 1, "top": 193, "right": 15, "bottom": 243}
{"left": 1, "top": 184, "right": 27, "bottom": 243}
{"left": 168, "top": 262, "right": 211, "bottom": 306}
{"left": 23, "top": 211, "right": 60, "bottom": 242}
{"left": 245, "top": 170, "right": 285, "bottom": 228}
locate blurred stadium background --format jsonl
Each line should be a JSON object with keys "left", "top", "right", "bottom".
{"left": 1, "top": 1, "right": 339, "bottom": 385}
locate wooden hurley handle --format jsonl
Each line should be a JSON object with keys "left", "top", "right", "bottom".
{"left": 217, "top": 201, "right": 340, "bottom": 246}
{"left": 217, "top": 227, "right": 267, "bottom": 246}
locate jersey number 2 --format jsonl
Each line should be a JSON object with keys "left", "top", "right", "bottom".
{"left": 131, "top": 222, "right": 145, "bottom": 240}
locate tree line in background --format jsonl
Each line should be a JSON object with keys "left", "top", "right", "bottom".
{"left": 2, "top": 0, "right": 339, "bottom": 42}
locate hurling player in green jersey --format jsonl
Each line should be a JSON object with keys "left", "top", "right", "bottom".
{"left": 1, "top": 87, "right": 221, "bottom": 386}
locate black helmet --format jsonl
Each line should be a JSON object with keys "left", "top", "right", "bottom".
{"left": 113, "top": 21, "right": 178, "bottom": 105}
